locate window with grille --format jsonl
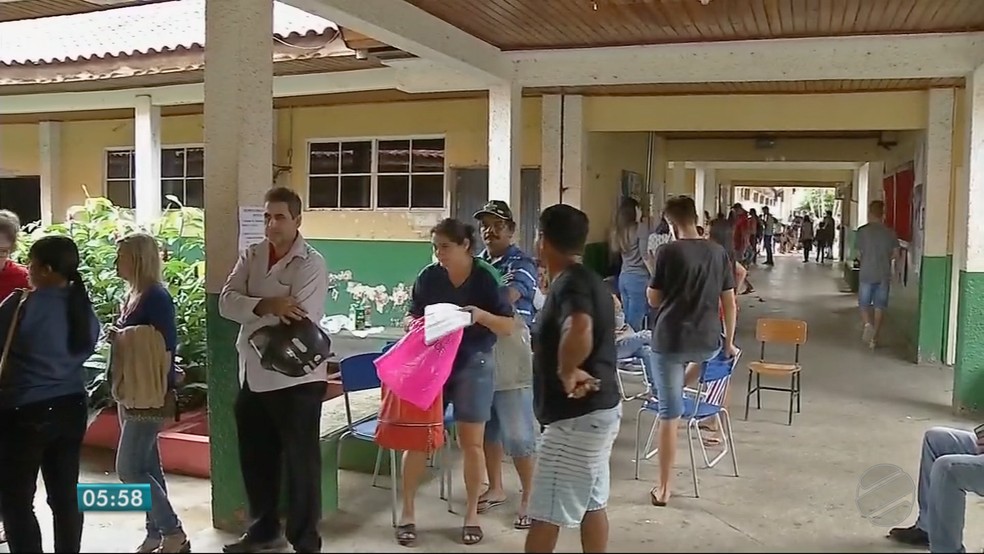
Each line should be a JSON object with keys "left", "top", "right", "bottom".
{"left": 105, "top": 147, "right": 204, "bottom": 209}
{"left": 307, "top": 137, "right": 445, "bottom": 209}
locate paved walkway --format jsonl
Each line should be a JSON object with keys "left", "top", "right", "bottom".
{"left": 9, "top": 256, "right": 981, "bottom": 552}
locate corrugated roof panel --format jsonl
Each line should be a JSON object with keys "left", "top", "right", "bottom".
{"left": 0, "top": 0, "right": 336, "bottom": 65}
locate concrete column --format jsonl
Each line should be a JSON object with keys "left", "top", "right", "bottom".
{"left": 867, "top": 161, "right": 885, "bottom": 203}
{"left": 694, "top": 166, "right": 706, "bottom": 226}
{"left": 540, "top": 95, "right": 562, "bottom": 207}
{"left": 671, "top": 163, "right": 686, "bottom": 197}
{"left": 857, "top": 162, "right": 870, "bottom": 227}
{"left": 648, "top": 135, "right": 667, "bottom": 214}
{"left": 38, "top": 122, "right": 60, "bottom": 225}
{"left": 704, "top": 168, "right": 717, "bottom": 220}
{"left": 488, "top": 82, "right": 522, "bottom": 224}
{"left": 203, "top": 0, "right": 274, "bottom": 530}
{"left": 918, "top": 88, "right": 955, "bottom": 364}
{"left": 560, "top": 95, "right": 585, "bottom": 208}
{"left": 134, "top": 95, "right": 161, "bottom": 224}
{"left": 954, "top": 65, "right": 984, "bottom": 413}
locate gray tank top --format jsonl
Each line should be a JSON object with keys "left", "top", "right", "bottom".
{"left": 620, "top": 225, "right": 650, "bottom": 275}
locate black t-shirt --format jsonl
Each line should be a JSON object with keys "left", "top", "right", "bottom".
{"left": 533, "top": 264, "right": 620, "bottom": 426}
{"left": 649, "top": 239, "right": 735, "bottom": 354}
{"left": 408, "top": 259, "right": 514, "bottom": 371}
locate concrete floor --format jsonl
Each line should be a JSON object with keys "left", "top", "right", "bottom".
{"left": 9, "top": 254, "right": 982, "bottom": 553}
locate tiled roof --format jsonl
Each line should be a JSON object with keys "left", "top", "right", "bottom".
{"left": 0, "top": 0, "right": 337, "bottom": 65}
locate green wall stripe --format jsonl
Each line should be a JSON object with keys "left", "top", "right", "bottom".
{"left": 955, "top": 270, "right": 984, "bottom": 413}
{"left": 916, "top": 256, "right": 951, "bottom": 364}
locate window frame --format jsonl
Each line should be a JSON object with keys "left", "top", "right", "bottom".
{"left": 305, "top": 134, "right": 447, "bottom": 212}
{"left": 103, "top": 144, "right": 205, "bottom": 209}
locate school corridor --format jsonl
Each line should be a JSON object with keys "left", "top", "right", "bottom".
{"left": 11, "top": 257, "right": 977, "bottom": 553}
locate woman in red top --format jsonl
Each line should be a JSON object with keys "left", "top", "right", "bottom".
{"left": 0, "top": 210, "right": 27, "bottom": 544}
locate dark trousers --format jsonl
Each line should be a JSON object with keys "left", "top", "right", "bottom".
{"left": 802, "top": 239, "right": 814, "bottom": 262}
{"left": 0, "top": 394, "right": 87, "bottom": 553}
{"left": 235, "top": 381, "right": 326, "bottom": 552}
{"left": 763, "top": 235, "right": 774, "bottom": 264}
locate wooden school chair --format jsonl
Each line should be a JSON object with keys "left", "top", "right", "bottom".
{"left": 744, "top": 318, "right": 808, "bottom": 425}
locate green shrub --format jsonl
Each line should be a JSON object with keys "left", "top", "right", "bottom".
{"left": 16, "top": 197, "right": 207, "bottom": 410}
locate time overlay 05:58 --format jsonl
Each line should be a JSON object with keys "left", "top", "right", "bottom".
{"left": 77, "top": 483, "right": 152, "bottom": 512}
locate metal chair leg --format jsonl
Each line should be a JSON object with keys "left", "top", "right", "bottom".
{"left": 722, "top": 409, "right": 739, "bottom": 477}
{"left": 756, "top": 373, "right": 762, "bottom": 408}
{"left": 787, "top": 373, "right": 795, "bottom": 425}
{"left": 371, "top": 447, "right": 384, "bottom": 488}
{"left": 743, "top": 370, "right": 753, "bottom": 420}
{"left": 796, "top": 373, "right": 802, "bottom": 413}
{"left": 634, "top": 408, "right": 643, "bottom": 480}
{"left": 687, "top": 420, "right": 700, "bottom": 498}
{"left": 389, "top": 449, "right": 399, "bottom": 528}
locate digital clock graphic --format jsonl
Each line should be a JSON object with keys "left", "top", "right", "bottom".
{"left": 77, "top": 483, "right": 152, "bottom": 512}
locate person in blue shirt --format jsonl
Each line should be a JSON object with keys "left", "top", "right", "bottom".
{"left": 397, "top": 218, "right": 515, "bottom": 548}
{"left": 473, "top": 200, "right": 540, "bottom": 530}
{"left": 0, "top": 236, "right": 99, "bottom": 554}
{"left": 109, "top": 233, "right": 188, "bottom": 554}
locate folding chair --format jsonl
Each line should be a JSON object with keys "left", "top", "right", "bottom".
{"left": 634, "top": 349, "right": 740, "bottom": 498}
{"left": 616, "top": 357, "right": 649, "bottom": 403}
{"left": 336, "top": 352, "right": 452, "bottom": 527}
{"left": 744, "top": 318, "right": 808, "bottom": 425}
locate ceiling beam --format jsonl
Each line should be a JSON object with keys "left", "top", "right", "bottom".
{"left": 682, "top": 161, "right": 862, "bottom": 170}
{"left": 279, "top": 0, "right": 506, "bottom": 82}
{"left": 511, "top": 33, "right": 984, "bottom": 87}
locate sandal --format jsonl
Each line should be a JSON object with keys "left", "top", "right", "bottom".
{"left": 701, "top": 435, "right": 723, "bottom": 447}
{"left": 395, "top": 524, "right": 417, "bottom": 547}
{"left": 650, "top": 487, "right": 669, "bottom": 507}
{"left": 513, "top": 514, "right": 532, "bottom": 530}
{"left": 462, "top": 525, "right": 484, "bottom": 545}
{"left": 476, "top": 498, "right": 505, "bottom": 514}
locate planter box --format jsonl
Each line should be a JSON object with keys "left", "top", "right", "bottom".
{"left": 84, "top": 407, "right": 211, "bottom": 478}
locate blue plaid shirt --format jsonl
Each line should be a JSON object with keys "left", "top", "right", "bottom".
{"left": 480, "top": 244, "right": 538, "bottom": 327}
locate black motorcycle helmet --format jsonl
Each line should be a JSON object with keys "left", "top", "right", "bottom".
{"left": 248, "top": 318, "right": 333, "bottom": 378}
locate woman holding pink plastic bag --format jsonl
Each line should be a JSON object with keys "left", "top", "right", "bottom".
{"left": 395, "top": 218, "right": 515, "bottom": 548}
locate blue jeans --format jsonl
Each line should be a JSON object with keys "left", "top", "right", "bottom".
{"left": 859, "top": 280, "right": 891, "bottom": 310}
{"left": 116, "top": 413, "right": 182, "bottom": 539}
{"left": 913, "top": 427, "right": 984, "bottom": 553}
{"left": 445, "top": 351, "right": 495, "bottom": 423}
{"left": 616, "top": 331, "right": 655, "bottom": 381}
{"left": 648, "top": 348, "right": 720, "bottom": 419}
{"left": 618, "top": 270, "right": 650, "bottom": 331}
{"left": 485, "top": 387, "right": 538, "bottom": 457}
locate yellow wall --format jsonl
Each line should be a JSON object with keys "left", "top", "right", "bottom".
{"left": 0, "top": 124, "right": 40, "bottom": 176}
{"left": 582, "top": 132, "right": 650, "bottom": 242}
{"left": 587, "top": 92, "right": 928, "bottom": 132}
{"left": 666, "top": 137, "right": 888, "bottom": 163}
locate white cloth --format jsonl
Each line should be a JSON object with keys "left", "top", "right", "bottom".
{"left": 533, "top": 288, "right": 546, "bottom": 311}
{"left": 218, "top": 235, "right": 329, "bottom": 393}
{"left": 423, "top": 303, "right": 472, "bottom": 345}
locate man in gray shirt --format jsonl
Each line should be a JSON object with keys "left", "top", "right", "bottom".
{"left": 855, "top": 200, "right": 900, "bottom": 348}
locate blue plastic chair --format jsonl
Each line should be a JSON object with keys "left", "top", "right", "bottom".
{"left": 633, "top": 349, "right": 741, "bottom": 498}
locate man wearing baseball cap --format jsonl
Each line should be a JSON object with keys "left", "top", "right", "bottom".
{"left": 473, "top": 200, "right": 539, "bottom": 530}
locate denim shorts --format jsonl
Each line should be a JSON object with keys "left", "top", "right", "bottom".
{"left": 528, "top": 405, "right": 622, "bottom": 528}
{"left": 485, "top": 387, "right": 538, "bottom": 457}
{"left": 649, "top": 348, "right": 720, "bottom": 419}
{"left": 858, "top": 281, "right": 891, "bottom": 310}
{"left": 444, "top": 351, "right": 495, "bottom": 424}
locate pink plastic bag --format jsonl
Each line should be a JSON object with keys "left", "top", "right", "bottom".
{"left": 374, "top": 319, "right": 463, "bottom": 411}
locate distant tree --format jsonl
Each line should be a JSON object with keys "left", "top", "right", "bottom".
{"left": 796, "top": 188, "right": 835, "bottom": 217}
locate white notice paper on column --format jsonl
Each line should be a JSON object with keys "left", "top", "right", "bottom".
{"left": 238, "top": 207, "right": 266, "bottom": 251}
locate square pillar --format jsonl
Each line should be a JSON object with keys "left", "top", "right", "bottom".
{"left": 203, "top": 0, "right": 274, "bottom": 531}
{"left": 671, "top": 162, "right": 686, "bottom": 197}
{"left": 857, "top": 162, "right": 871, "bottom": 228}
{"left": 694, "top": 166, "right": 707, "bottom": 226}
{"left": 954, "top": 65, "right": 984, "bottom": 413}
{"left": 134, "top": 95, "right": 161, "bottom": 224}
{"left": 488, "top": 82, "right": 522, "bottom": 223}
{"left": 540, "top": 95, "right": 562, "bottom": 207}
{"left": 561, "top": 95, "right": 585, "bottom": 209}
{"left": 918, "top": 88, "right": 956, "bottom": 364}
{"left": 648, "top": 135, "right": 667, "bottom": 214}
{"left": 38, "top": 121, "right": 60, "bottom": 225}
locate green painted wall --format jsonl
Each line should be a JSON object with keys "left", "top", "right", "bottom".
{"left": 916, "top": 255, "right": 952, "bottom": 364}
{"left": 205, "top": 293, "right": 248, "bottom": 531}
{"left": 583, "top": 241, "right": 611, "bottom": 276}
{"left": 955, "top": 271, "right": 984, "bottom": 413}
{"left": 307, "top": 239, "right": 433, "bottom": 321}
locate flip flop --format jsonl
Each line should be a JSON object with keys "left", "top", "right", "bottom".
{"left": 650, "top": 487, "right": 669, "bottom": 507}
{"left": 702, "top": 436, "right": 723, "bottom": 447}
{"left": 462, "top": 525, "right": 484, "bottom": 545}
{"left": 476, "top": 498, "right": 505, "bottom": 514}
{"left": 395, "top": 524, "right": 416, "bottom": 547}
{"left": 513, "top": 514, "right": 532, "bottom": 530}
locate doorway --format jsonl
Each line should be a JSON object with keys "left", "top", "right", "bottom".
{"left": 0, "top": 177, "right": 42, "bottom": 226}
{"left": 451, "top": 168, "right": 542, "bottom": 255}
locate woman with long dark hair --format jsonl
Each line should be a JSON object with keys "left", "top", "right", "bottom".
{"left": 0, "top": 235, "right": 99, "bottom": 553}
{"left": 397, "top": 218, "right": 515, "bottom": 547}
{"left": 610, "top": 197, "right": 651, "bottom": 330}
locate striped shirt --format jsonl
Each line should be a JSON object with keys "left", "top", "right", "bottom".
{"left": 480, "top": 244, "right": 538, "bottom": 327}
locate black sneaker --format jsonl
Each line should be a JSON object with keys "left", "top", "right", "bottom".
{"left": 222, "top": 534, "right": 289, "bottom": 553}
{"left": 888, "top": 525, "right": 929, "bottom": 546}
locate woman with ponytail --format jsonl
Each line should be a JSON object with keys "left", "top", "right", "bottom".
{"left": 0, "top": 235, "right": 99, "bottom": 553}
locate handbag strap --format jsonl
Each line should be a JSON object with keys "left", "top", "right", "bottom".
{"left": 0, "top": 290, "right": 30, "bottom": 380}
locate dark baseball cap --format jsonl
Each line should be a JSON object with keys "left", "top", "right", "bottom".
{"left": 473, "top": 200, "right": 514, "bottom": 222}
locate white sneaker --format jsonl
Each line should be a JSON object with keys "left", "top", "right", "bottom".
{"left": 862, "top": 324, "right": 875, "bottom": 344}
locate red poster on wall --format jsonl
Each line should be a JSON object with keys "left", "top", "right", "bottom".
{"left": 894, "top": 167, "right": 915, "bottom": 242}
{"left": 883, "top": 175, "right": 896, "bottom": 229}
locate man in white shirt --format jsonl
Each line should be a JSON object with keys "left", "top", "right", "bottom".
{"left": 218, "top": 187, "right": 329, "bottom": 554}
